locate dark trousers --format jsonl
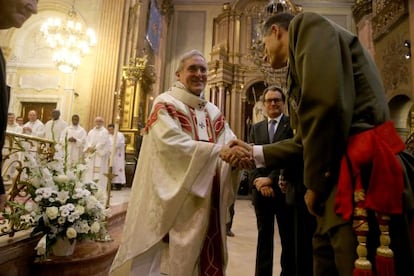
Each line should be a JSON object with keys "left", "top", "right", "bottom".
{"left": 253, "top": 188, "right": 315, "bottom": 276}
{"left": 253, "top": 188, "right": 295, "bottom": 276}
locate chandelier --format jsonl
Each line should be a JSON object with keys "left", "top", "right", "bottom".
{"left": 40, "top": 1, "right": 96, "bottom": 73}
{"left": 249, "top": 0, "right": 302, "bottom": 86}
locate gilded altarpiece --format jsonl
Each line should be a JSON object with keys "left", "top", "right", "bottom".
{"left": 120, "top": 56, "right": 155, "bottom": 154}
{"left": 370, "top": 0, "right": 413, "bottom": 139}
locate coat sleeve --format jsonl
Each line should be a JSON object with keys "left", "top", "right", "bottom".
{"left": 287, "top": 13, "right": 354, "bottom": 194}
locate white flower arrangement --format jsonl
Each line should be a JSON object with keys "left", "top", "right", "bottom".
{"left": 8, "top": 142, "right": 109, "bottom": 259}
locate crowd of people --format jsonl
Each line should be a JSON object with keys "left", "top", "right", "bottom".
{"left": 4, "top": 110, "right": 127, "bottom": 198}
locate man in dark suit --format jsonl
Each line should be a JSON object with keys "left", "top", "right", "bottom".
{"left": 0, "top": 0, "right": 38, "bottom": 211}
{"left": 249, "top": 85, "right": 314, "bottom": 276}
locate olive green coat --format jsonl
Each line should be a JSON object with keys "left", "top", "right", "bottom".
{"left": 262, "top": 12, "right": 389, "bottom": 233}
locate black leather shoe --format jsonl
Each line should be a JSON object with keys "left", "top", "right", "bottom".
{"left": 227, "top": 230, "right": 235, "bottom": 237}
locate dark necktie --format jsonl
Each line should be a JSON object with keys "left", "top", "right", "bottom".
{"left": 269, "top": 119, "right": 277, "bottom": 142}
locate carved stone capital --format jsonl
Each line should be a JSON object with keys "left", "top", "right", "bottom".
{"left": 372, "top": 0, "right": 408, "bottom": 41}
{"left": 352, "top": 0, "right": 372, "bottom": 24}
{"left": 157, "top": 0, "right": 173, "bottom": 17}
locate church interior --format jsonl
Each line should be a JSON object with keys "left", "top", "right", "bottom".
{"left": 1, "top": 0, "right": 414, "bottom": 275}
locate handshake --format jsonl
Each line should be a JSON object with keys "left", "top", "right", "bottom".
{"left": 219, "top": 139, "right": 256, "bottom": 169}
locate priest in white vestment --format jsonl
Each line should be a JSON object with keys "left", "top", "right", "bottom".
{"left": 44, "top": 109, "right": 68, "bottom": 143}
{"left": 107, "top": 124, "right": 126, "bottom": 190}
{"left": 6, "top": 113, "right": 23, "bottom": 134}
{"left": 22, "top": 110, "right": 45, "bottom": 158}
{"left": 60, "top": 114, "right": 87, "bottom": 168}
{"left": 22, "top": 110, "right": 45, "bottom": 137}
{"left": 110, "top": 50, "right": 241, "bottom": 276}
{"left": 3, "top": 113, "right": 23, "bottom": 179}
{"left": 83, "top": 116, "right": 110, "bottom": 202}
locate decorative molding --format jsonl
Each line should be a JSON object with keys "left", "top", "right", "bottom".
{"left": 372, "top": 0, "right": 408, "bottom": 41}
{"left": 0, "top": 47, "right": 12, "bottom": 60}
{"left": 351, "top": 0, "right": 372, "bottom": 24}
{"left": 158, "top": 0, "right": 174, "bottom": 17}
{"left": 19, "top": 74, "right": 60, "bottom": 91}
{"left": 381, "top": 34, "right": 410, "bottom": 91}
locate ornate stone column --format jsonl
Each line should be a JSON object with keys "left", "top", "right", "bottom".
{"left": 352, "top": 1, "right": 375, "bottom": 57}
{"left": 409, "top": 0, "right": 414, "bottom": 102}
{"left": 218, "top": 84, "right": 225, "bottom": 113}
{"left": 87, "top": 0, "right": 126, "bottom": 128}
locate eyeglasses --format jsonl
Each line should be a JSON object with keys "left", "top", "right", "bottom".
{"left": 264, "top": 98, "right": 283, "bottom": 104}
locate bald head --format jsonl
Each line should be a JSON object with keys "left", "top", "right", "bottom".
{"left": 94, "top": 116, "right": 104, "bottom": 129}
{"left": 28, "top": 110, "right": 37, "bottom": 122}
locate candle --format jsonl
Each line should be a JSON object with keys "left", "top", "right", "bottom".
{"left": 109, "top": 122, "right": 119, "bottom": 168}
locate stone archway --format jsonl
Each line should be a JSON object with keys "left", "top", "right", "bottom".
{"left": 389, "top": 94, "right": 413, "bottom": 141}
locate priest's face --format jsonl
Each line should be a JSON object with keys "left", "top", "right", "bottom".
{"left": 28, "top": 110, "right": 37, "bottom": 122}
{"left": 7, "top": 114, "right": 16, "bottom": 125}
{"left": 176, "top": 55, "right": 208, "bottom": 96}
{"left": 71, "top": 115, "right": 79, "bottom": 126}
{"left": 94, "top": 117, "right": 104, "bottom": 129}
{"left": 0, "top": 0, "right": 38, "bottom": 29}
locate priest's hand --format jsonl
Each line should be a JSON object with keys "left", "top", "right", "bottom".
{"left": 220, "top": 139, "right": 254, "bottom": 169}
{"left": 23, "top": 126, "right": 32, "bottom": 134}
{"left": 85, "top": 147, "right": 96, "bottom": 154}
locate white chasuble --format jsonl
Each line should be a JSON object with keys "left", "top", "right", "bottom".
{"left": 110, "top": 82, "right": 238, "bottom": 276}
{"left": 83, "top": 127, "right": 111, "bottom": 202}
{"left": 60, "top": 125, "right": 87, "bottom": 167}
{"left": 109, "top": 132, "right": 126, "bottom": 184}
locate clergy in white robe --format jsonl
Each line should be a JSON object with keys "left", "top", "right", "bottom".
{"left": 3, "top": 113, "right": 23, "bottom": 179}
{"left": 22, "top": 110, "right": 45, "bottom": 158}
{"left": 22, "top": 110, "right": 45, "bottom": 137}
{"left": 60, "top": 114, "right": 87, "bottom": 168}
{"left": 110, "top": 50, "right": 238, "bottom": 276}
{"left": 107, "top": 124, "right": 126, "bottom": 189}
{"left": 44, "top": 109, "right": 68, "bottom": 143}
{"left": 6, "top": 113, "right": 23, "bottom": 134}
{"left": 83, "top": 116, "right": 110, "bottom": 202}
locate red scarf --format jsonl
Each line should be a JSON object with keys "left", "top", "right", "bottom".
{"left": 335, "top": 121, "right": 405, "bottom": 221}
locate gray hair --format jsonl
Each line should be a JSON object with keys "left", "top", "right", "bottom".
{"left": 175, "top": 50, "right": 206, "bottom": 73}
{"left": 262, "top": 85, "right": 285, "bottom": 102}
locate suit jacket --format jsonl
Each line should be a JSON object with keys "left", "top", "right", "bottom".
{"left": 261, "top": 12, "right": 390, "bottom": 232}
{"left": 249, "top": 114, "right": 294, "bottom": 200}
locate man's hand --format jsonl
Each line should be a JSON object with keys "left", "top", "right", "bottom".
{"left": 253, "top": 177, "right": 271, "bottom": 190}
{"left": 0, "top": 193, "right": 7, "bottom": 212}
{"left": 23, "top": 126, "right": 32, "bottom": 134}
{"left": 85, "top": 147, "right": 95, "bottom": 154}
{"left": 278, "top": 180, "right": 288, "bottom": 194}
{"left": 304, "top": 189, "right": 323, "bottom": 216}
{"left": 259, "top": 186, "right": 275, "bottom": 197}
{"left": 219, "top": 139, "right": 254, "bottom": 169}
{"left": 254, "top": 177, "right": 274, "bottom": 197}
{"left": 278, "top": 173, "right": 288, "bottom": 193}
